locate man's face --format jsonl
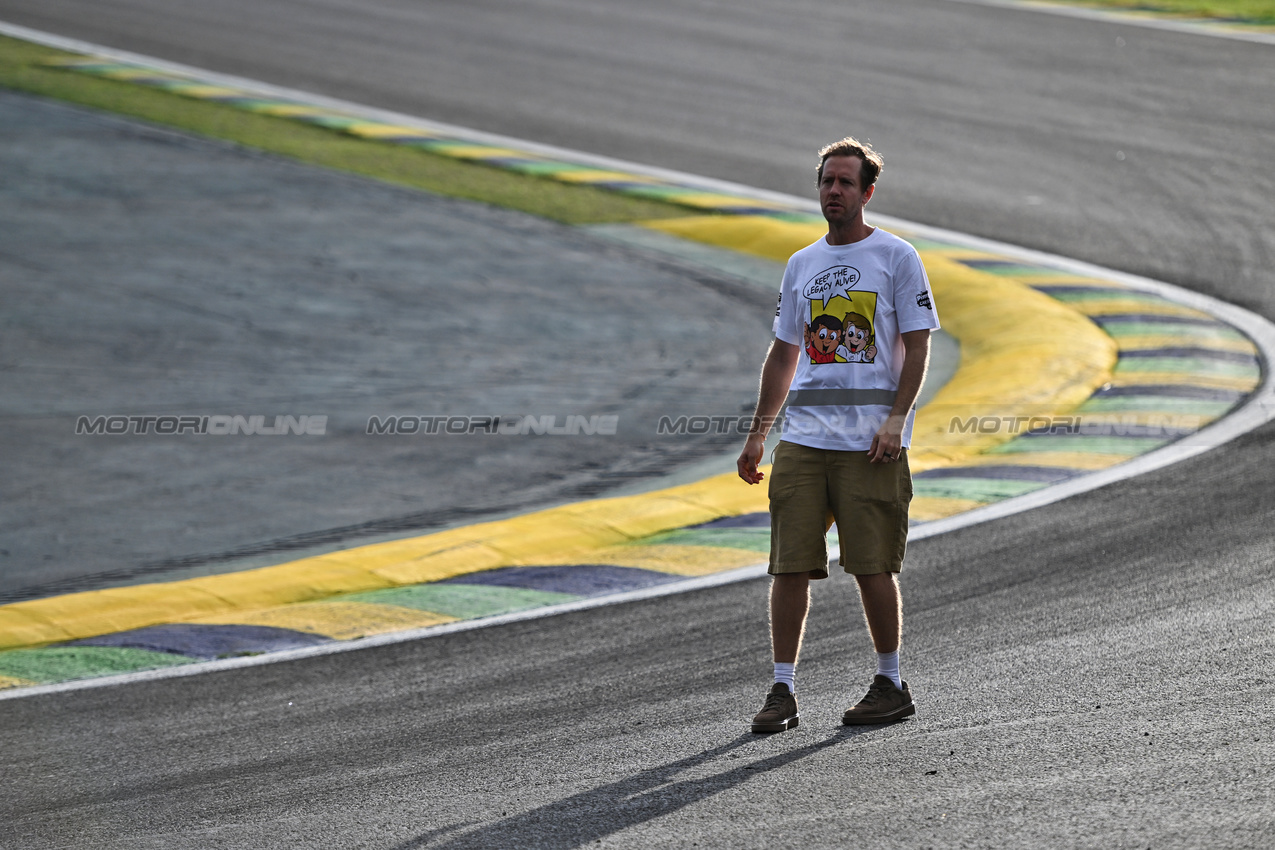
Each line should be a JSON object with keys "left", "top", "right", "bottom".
{"left": 812, "top": 323, "right": 841, "bottom": 354}
{"left": 819, "top": 155, "right": 873, "bottom": 226}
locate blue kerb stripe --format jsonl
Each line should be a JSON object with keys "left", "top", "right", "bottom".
{"left": 1118, "top": 348, "right": 1259, "bottom": 364}
{"left": 65, "top": 623, "right": 331, "bottom": 660}
{"left": 1092, "top": 385, "right": 1246, "bottom": 401}
{"left": 914, "top": 465, "right": 1079, "bottom": 483}
{"left": 438, "top": 565, "right": 684, "bottom": 595}
{"left": 689, "top": 512, "right": 770, "bottom": 529}
{"left": 1031, "top": 285, "right": 1130, "bottom": 296}
{"left": 1089, "top": 314, "right": 1227, "bottom": 327}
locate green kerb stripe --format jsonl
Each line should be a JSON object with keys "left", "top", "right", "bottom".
{"left": 339, "top": 584, "right": 578, "bottom": 619}
{"left": 0, "top": 646, "right": 195, "bottom": 684}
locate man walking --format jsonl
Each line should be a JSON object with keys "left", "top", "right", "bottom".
{"left": 737, "top": 137, "right": 939, "bottom": 732}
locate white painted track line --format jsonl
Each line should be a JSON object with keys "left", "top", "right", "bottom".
{"left": 943, "top": 0, "right": 1275, "bottom": 46}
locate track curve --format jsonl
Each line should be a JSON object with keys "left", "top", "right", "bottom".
{"left": 1, "top": 2, "right": 1272, "bottom": 846}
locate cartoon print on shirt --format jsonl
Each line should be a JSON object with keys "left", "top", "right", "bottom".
{"left": 800, "top": 264, "right": 878, "bottom": 365}
{"left": 836, "top": 311, "right": 877, "bottom": 363}
{"left": 804, "top": 314, "right": 845, "bottom": 363}
{"left": 804, "top": 295, "right": 878, "bottom": 365}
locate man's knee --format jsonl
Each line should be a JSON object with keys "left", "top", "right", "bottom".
{"left": 854, "top": 571, "right": 898, "bottom": 590}
{"left": 773, "top": 571, "right": 816, "bottom": 590}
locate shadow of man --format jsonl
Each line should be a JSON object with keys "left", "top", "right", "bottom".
{"left": 395, "top": 726, "right": 877, "bottom": 849}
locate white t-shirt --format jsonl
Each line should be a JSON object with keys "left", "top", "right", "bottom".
{"left": 772, "top": 227, "right": 940, "bottom": 451}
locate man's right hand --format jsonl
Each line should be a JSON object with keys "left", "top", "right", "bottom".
{"left": 737, "top": 433, "right": 767, "bottom": 484}
{"left": 738, "top": 338, "right": 798, "bottom": 485}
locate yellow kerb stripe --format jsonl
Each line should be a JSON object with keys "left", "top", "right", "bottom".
{"left": 911, "top": 496, "right": 987, "bottom": 521}
{"left": 188, "top": 602, "right": 455, "bottom": 640}
{"left": 342, "top": 123, "right": 441, "bottom": 139}
{"left": 0, "top": 674, "right": 37, "bottom": 690}
{"left": 0, "top": 470, "right": 770, "bottom": 649}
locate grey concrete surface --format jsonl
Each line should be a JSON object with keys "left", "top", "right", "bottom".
{"left": 0, "top": 90, "right": 776, "bottom": 601}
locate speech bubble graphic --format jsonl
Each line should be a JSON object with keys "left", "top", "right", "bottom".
{"left": 803, "top": 265, "right": 860, "bottom": 308}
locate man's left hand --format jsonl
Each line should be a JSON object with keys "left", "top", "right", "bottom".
{"left": 869, "top": 415, "right": 906, "bottom": 463}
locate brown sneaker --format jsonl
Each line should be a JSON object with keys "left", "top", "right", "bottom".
{"left": 751, "top": 682, "right": 799, "bottom": 733}
{"left": 842, "top": 675, "right": 915, "bottom": 725}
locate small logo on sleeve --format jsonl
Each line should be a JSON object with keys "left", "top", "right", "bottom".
{"left": 916, "top": 292, "right": 932, "bottom": 310}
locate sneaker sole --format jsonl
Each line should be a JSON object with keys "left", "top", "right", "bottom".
{"left": 751, "top": 715, "right": 799, "bottom": 733}
{"left": 841, "top": 702, "right": 915, "bottom": 725}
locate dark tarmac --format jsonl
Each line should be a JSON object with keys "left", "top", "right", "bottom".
{"left": 0, "top": 90, "right": 774, "bottom": 601}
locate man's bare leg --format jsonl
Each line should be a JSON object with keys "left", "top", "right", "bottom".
{"left": 771, "top": 572, "right": 812, "bottom": 664}
{"left": 841, "top": 571, "right": 913, "bottom": 723}
{"left": 854, "top": 572, "right": 901, "bottom": 653}
{"left": 752, "top": 572, "right": 811, "bottom": 731}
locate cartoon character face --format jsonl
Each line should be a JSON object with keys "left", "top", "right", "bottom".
{"left": 841, "top": 312, "right": 875, "bottom": 353}
{"left": 810, "top": 320, "right": 842, "bottom": 355}
{"left": 844, "top": 322, "right": 869, "bottom": 353}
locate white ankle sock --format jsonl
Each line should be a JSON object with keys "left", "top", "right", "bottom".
{"left": 773, "top": 662, "right": 795, "bottom": 692}
{"left": 876, "top": 651, "right": 901, "bottom": 688}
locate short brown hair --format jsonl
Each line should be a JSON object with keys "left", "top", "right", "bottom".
{"left": 816, "top": 137, "right": 884, "bottom": 188}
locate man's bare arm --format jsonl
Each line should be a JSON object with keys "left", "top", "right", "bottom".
{"left": 737, "top": 339, "right": 800, "bottom": 484}
{"left": 868, "top": 329, "right": 931, "bottom": 463}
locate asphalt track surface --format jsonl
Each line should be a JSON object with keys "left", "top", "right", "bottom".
{"left": 0, "top": 91, "right": 776, "bottom": 602}
{"left": 1, "top": 1, "right": 1274, "bottom": 847}
{"left": 2, "top": 0, "right": 1273, "bottom": 318}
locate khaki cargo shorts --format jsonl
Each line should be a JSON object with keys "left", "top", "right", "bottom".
{"left": 767, "top": 440, "right": 913, "bottom": 578}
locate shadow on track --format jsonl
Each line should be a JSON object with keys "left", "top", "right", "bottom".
{"left": 395, "top": 727, "right": 877, "bottom": 849}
